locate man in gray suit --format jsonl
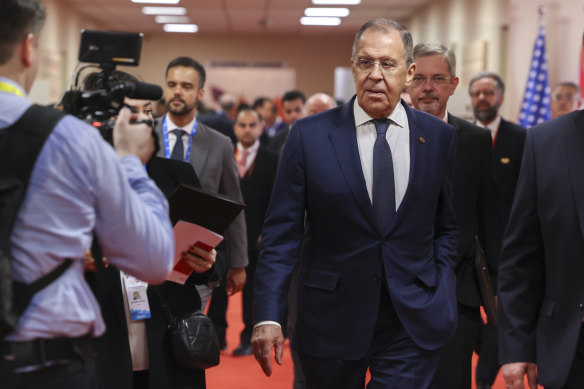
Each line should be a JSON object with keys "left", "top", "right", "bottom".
{"left": 156, "top": 57, "right": 248, "bottom": 310}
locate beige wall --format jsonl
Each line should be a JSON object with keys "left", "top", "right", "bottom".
{"left": 31, "top": 0, "right": 584, "bottom": 118}
{"left": 30, "top": 0, "right": 355, "bottom": 105}
{"left": 132, "top": 32, "right": 355, "bottom": 103}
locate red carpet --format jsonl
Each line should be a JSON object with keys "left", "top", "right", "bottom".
{"left": 206, "top": 295, "right": 541, "bottom": 388}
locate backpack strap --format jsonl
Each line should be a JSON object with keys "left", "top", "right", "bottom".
{"left": 0, "top": 104, "right": 72, "bottom": 322}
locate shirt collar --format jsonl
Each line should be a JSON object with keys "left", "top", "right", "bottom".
{"left": 478, "top": 114, "right": 501, "bottom": 133}
{"left": 165, "top": 114, "right": 197, "bottom": 134}
{"left": 237, "top": 139, "right": 260, "bottom": 154}
{"left": 0, "top": 77, "right": 26, "bottom": 98}
{"left": 353, "top": 99, "right": 407, "bottom": 129}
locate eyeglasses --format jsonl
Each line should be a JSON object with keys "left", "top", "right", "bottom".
{"left": 353, "top": 58, "right": 403, "bottom": 74}
{"left": 469, "top": 90, "right": 497, "bottom": 98}
{"left": 410, "top": 75, "right": 452, "bottom": 87}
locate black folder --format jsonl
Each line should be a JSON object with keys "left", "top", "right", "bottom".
{"left": 146, "top": 157, "right": 201, "bottom": 198}
{"left": 167, "top": 184, "right": 245, "bottom": 235}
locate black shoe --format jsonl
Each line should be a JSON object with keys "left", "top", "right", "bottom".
{"left": 476, "top": 382, "right": 491, "bottom": 389}
{"left": 232, "top": 343, "right": 252, "bottom": 356}
{"left": 219, "top": 338, "right": 227, "bottom": 351}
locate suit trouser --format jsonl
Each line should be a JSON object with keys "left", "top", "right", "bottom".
{"left": 207, "top": 276, "right": 228, "bottom": 346}
{"left": 430, "top": 303, "right": 481, "bottom": 389}
{"left": 475, "top": 320, "right": 500, "bottom": 385}
{"left": 298, "top": 286, "right": 440, "bottom": 389}
{"left": 240, "top": 250, "right": 258, "bottom": 345}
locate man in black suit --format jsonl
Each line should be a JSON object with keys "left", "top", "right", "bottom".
{"left": 407, "top": 43, "right": 502, "bottom": 389}
{"left": 498, "top": 109, "right": 584, "bottom": 389}
{"left": 469, "top": 71, "right": 526, "bottom": 389}
{"left": 266, "top": 90, "right": 305, "bottom": 153}
{"left": 254, "top": 97, "right": 286, "bottom": 144}
{"left": 231, "top": 108, "right": 278, "bottom": 356}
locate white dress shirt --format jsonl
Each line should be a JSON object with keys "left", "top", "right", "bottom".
{"left": 354, "top": 99, "right": 410, "bottom": 210}
{"left": 236, "top": 140, "right": 260, "bottom": 172}
{"left": 166, "top": 114, "right": 197, "bottom": 158}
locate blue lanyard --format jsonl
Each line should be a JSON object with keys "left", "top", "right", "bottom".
{"left": 162, "top": 115, "right": 198, "bottom": 161}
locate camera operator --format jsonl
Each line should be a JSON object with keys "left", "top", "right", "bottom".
{"left": 0, "top": 1, "right": 174, "bottom": 388}
{"left": 82, "top": 70, "right": 216, "bottom": 389}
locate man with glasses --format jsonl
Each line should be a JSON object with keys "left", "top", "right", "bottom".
{"left": 251, "top": 18, "right": 459, "bottom": 388}
{"left": 469, "top": 72, "right": 526, "bottom": 389}
{"left": 551, "top": 82, "right": 582, "bottom": 119}
{"left": 407, "top": 43, "right": 502, "bottom": 389}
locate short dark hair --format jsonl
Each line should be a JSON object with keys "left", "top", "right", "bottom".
{"left": 253, "top": 96, "right": 277, "bottom": 113}
{"left": 282, "top": 90, "right": 306, "bottom": 104}
{"left": 82, "top": 70, "right": 139, "bottom": 92}
{"left": 0, "top": 0, "right": 46, "bottom": 65}
{"left": 352, "top": 18, "right": 413, "bottom": 66}
{"left": 469, "top": 71, "right": 505, "bottom": 94}
{"left": 165, "top": 56, "right": 206, "bottom": 89}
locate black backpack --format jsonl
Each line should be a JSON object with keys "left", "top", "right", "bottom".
{"left": 0, "top": 104, "right": 72, "bottom": 338}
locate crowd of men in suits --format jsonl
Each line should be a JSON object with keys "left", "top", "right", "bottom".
{"left": 154, "top": 41, "right": 581, "bottom": 388}
{"left": 3, "top": 3, "right": 583, "bottom": 388}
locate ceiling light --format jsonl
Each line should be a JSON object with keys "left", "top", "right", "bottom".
{"left": 155, "top": 15, "right": 190, "bottom": 23}
{"left": 142, "top": 6, "right": 186, "bottom": 15}
{"left": 312, "top": 0, "right": 361, "bottom": 4}
{"left": 300, "top": 17, "right": 341, "bottom": 26}
{"left": 163, "top": 24, "right": 199, "bottom": 33}
{"left": 132, "top": 0, "right": 180, "bottom": 4}
{"left": 305, "top": 8, "right": 350, "bottom": 17}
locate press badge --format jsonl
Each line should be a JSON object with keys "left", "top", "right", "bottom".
{"left": 122, "top": 273, "right": 151, "bottom": 320}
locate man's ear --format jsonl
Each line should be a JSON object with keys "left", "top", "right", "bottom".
{"left": 197, "top": 87, "right": 205, "bottom": 102}
{"left": 20, "top": 33, "right": 36, "bottom": 68}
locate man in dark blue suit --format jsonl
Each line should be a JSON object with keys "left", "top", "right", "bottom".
{"left": 251, "top": 18, "right": 459, "bottom": 388}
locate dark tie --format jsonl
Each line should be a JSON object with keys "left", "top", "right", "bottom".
{"left": 170, "top": 129, "right": 186, "bottom": 161}
{"left": 372, "top": 119, "right": 395, "bottom": 232}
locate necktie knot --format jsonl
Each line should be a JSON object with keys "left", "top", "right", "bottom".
{"left": 172, "top": 129, "right": 186, "bottom": 139}
{"left": 372, "top": 119, "right": 391, "bottom": 136}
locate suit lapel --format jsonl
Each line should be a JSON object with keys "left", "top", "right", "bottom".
{"left": 189, "top": 121, "right": 211, "bottom": 174}
{"left": 155, "top": 119, "right": 165, "bottom": 158}
{"left": 566, "top": 111, "right": 584, "bottom": 238}
{"left": 328, "top": 98, "right": 377, "bottom": 227}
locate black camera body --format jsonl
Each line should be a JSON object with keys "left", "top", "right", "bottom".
{"left": 62, "top": 30, "right": 162, "bottom": 143}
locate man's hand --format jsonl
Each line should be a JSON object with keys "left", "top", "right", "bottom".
{"left": 251, "top": 324, "right": 284, "bottom": 377}
{"left": 113, "top": 107, "right": 155, "bottom": 164}
{"left": 502, "top": 362, "right": 537, "bottom": 389}
{"left": 226, "top": 267, "right": 246, "bottom": 295}
{"left": 182, "top": 246, "right": 216, "bottom": 274}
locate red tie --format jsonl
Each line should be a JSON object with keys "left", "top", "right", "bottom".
{"left": 238, "top": 149, "right": 248, "bottom": 178}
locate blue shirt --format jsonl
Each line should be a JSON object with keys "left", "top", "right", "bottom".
{"left": 0, "top": 77, "right": 174, "bottom": 341}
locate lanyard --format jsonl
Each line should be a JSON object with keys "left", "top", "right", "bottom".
{"left": 0, "top": 80, "right": 25, "bottom": 98}
{"left": 162, "top": 115, "right": 198, "bottom": 161}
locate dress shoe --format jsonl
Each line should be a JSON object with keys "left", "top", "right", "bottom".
{"left": 219, "top": 338, "right": 227, "bottom": 351}
{"left": 232, "top": 343, "right": 252, "bottom": 356}
{"left": 476, "top": 382, "right": 491, "bottom": 389}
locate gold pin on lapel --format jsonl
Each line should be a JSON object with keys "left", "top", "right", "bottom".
{"left": 419, "top": 137, "right": 426, "bottom": 144}
{"left": 500, "top": 157, "right": 510, "bottom": 165}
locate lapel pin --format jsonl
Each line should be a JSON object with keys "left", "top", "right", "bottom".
{"left": 500, "top": 157, "right": 510, "bottom": 164}
{"left": 418, "top": 137, "right": 426, "bottom": 144}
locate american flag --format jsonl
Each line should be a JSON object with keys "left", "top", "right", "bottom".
{"left": 518, "top": 24, "right": 551, "bottom": 128}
